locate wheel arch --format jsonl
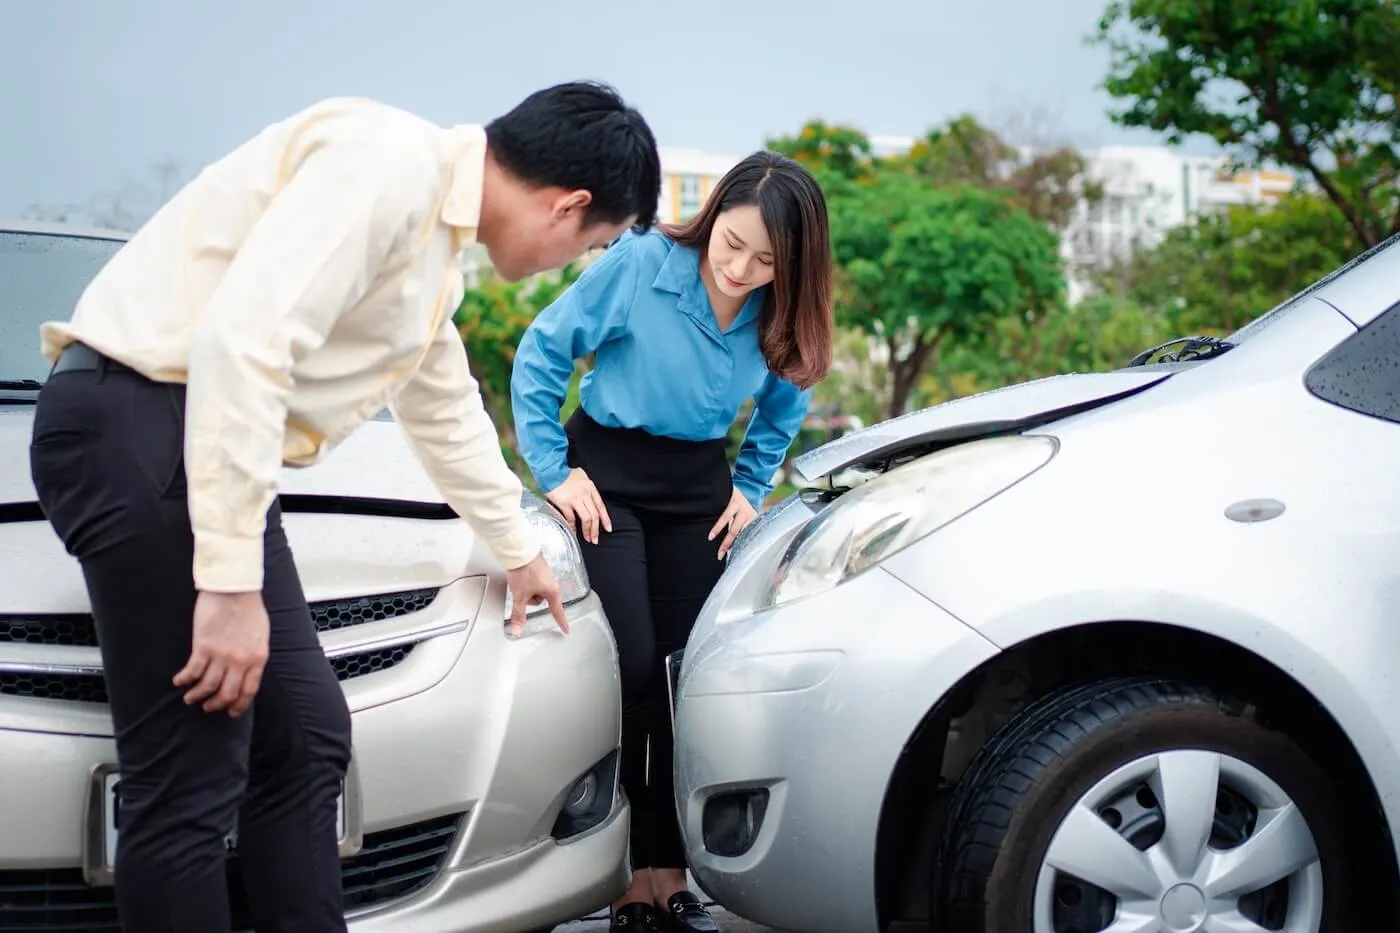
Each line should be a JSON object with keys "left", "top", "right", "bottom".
{"left": 873, "top": 619, "right": 1398, "bottom": 929}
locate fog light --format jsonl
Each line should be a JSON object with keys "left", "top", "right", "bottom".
{"left": 701, "top": 788, "right": 769, "bottom": 858}
{"left": 551, "top": 749, "right": 618, "bottom": 841}
{"left": 563, "top": 773, "right": 598, "bottom": 817}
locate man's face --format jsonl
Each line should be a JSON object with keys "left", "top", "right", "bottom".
{"left": 486, "top": 192, "right": 634, "bottom": 282}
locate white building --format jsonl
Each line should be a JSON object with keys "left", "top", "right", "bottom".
{"left": 869, "top": 134, "right": 917, "bottom": 158}
{"left": 657, "top": 146, "right": 742, "bottom": 224}
{"left": 1061, "top": 145, "right": 1297, "bottom": 301}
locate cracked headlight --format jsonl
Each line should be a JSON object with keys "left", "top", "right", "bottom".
{"left": 504, "top": 492, "right": 591, "bottom": 620}
{"left": 763, "top": 435, "right": 1057, "bottom": 610}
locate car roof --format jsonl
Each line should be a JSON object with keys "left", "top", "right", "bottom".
{"left": 0, "top": 218, "right": 131, "bottom": 242}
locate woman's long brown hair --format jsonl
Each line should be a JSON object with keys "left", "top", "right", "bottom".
{"left": 659, "top": 151, "right": 833, "bottom": 389}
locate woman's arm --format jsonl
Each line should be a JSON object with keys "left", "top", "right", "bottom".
{"left": 732, "top": 372, "right": 812, "bottom": 509}
{"left": 510, "top": 233, "right": 643, "bottom": 494}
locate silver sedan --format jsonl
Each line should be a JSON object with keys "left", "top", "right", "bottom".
{"left": 672, "top": 235, "right": 1400, "bottom": 932}
{"left": 0, "top": 221, "right": 629, "bottom": 933}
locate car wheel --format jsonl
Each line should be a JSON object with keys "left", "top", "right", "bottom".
{"left": 935, "top": 677, "right": 1357, "bottom": 932}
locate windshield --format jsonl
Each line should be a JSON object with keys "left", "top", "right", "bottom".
{"left": 0, "top": 229, "right": 124, "bottom": 385}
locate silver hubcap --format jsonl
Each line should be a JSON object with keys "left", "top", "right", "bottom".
{"left": 1031, "top": 750, "right": 1324, "bottom": 933}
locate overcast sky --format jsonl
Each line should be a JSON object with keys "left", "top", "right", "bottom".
{"left": 1, "top": 0, "right": 1211, "bottom": 219}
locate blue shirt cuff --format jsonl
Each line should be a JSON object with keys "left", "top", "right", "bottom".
{"left": 732, "top": 472, "right": 768, "bottom": 511}
{"left": 535, "top": 460, "right": 573, "bottom": 496}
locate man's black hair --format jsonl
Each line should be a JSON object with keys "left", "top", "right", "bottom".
{"left": 486, "top": 81, "right": 661, "bottom": 231}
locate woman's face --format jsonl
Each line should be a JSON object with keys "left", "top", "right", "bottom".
{"left": 706, "top": 204, "right": 775, "bottom": 299}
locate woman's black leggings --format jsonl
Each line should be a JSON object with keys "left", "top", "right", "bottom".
{"left": 565, "top": 409, "right": 731, "bottom": 870}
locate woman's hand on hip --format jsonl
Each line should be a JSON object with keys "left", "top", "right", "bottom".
{"left": 545, "top": 468, "right": 612, "bottom": 545}
{"left": 710, "top": 487, "right": 759, "bottom": 561}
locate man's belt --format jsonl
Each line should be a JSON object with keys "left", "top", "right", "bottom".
{"left": 50, "top": 343, "right": 133, "bottom": 377}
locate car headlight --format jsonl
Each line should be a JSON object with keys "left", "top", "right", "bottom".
{"left": 503, "top": 492, "right": 591, "bottom": 620}
{"left": 763, "top": 435, "right": 1057, "bottom": 610}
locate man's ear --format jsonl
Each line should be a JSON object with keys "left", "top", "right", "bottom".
{"left": 551, "top": 188, "right": 594, "bottom": 224}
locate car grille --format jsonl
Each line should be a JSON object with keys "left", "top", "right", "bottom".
{"left": 0, "top": 589, "right": 438, "bottom": 705}
{"left": 0, "top": 589, "right": 440, "bottom": 647}
{"left": 0, "top": 645, "right": 415, "bottom": 705}
{"left": 0, "top": 812, "right": 463, "bottom": 931}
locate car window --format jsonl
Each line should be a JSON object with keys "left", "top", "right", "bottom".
{"left": 0, "top": 230, "right": 124, "bottom": 384}
{"left": 1305, "top": 301, "right": 1400, "bottom": 424}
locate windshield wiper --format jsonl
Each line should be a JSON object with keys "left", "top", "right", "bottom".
{"left": 1127, "top": 335, "right": 1236, "bottom": 368}
{"left": 0, "top": 379, "right": 42, "bottom": 390}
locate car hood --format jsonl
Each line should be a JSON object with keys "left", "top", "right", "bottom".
{"left": 793, "top": 369, "right": 1173, "bottom": 483}
{"left": 0, "top": 409, "right": 447, "bottom": 507}
{"left": 0, "top": 410, "right": 478, "bottom": 611}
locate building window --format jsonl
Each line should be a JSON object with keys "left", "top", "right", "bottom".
{"left": 679, "top": 174, "right": 702, "bottom": 219}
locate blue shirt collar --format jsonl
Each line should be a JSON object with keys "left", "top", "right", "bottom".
{"left": 653, "top": 239, "right": 765, "bottom": 336}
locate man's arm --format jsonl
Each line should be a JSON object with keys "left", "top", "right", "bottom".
{"left": 390, "top": 316, "right": 542, "bottom": 570}
{"left": 185, "top": 138, "right": 432, "bottom": 593}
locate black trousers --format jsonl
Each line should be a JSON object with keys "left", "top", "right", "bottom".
{"left": 565, "top": 410, "right": 730, "bottom": 871}
{"left": 28, "top": 350, "right": 353, "bottom": 933}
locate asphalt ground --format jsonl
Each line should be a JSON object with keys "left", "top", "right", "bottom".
{"left": 546, "top": 881, "right": 789, "bottom": 933}
{"left": 552, "top": 909, "right": 784, "bottom": 932}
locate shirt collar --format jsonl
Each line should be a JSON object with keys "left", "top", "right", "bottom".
{"left": 652, "top": 238, "right": 699, "bottom": 296}
{"left": 440, "top": 124, "right": 487, "bottom": 247}
{"left": 653, "top": 240, "right": 765, "bottom": 335}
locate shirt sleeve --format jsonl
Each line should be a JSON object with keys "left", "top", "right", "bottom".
{"left": 509, "top": 233, "right": 642, "bottom": 494}
{"left": 732, "top": 372, "right": 812, "bottom": 510}
{"left": 185, "top": 139, "right": 433, "bottom": 593}
{"left": 390, "top": 315, "right": 542, "bottom": 570}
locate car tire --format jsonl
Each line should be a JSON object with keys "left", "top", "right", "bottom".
{"left": 934, "top": 676, "right": 1359, "bottom": 933}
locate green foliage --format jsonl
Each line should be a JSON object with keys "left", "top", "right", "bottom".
{"left": 1095, "top": 0, "right": 1400, "bottom": 245}
{"left": 769, "top": 116, "right": 1076, "bottom": 419}
{"left": 929, "top": 297, "right": 1169, "bottom": 401}
{"left": 766, "top": 120, "right": 879, "bottom": 190}
{"left": 1111, "top": 192, "right": 1361, "bottom": 334}
{"left": 832, "top": 174, "right": 1066, "bottom": 417}
{"left": 809, "top": 328, "right": 888, "bottom": 430}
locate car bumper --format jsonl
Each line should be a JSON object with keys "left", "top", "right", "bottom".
{"left": 0, "top": 578, "right": 627, "bottom": 932}
{"left": 346, "top": 802, "right": 630, "bottom": 933}
{"left": 674, "top": 565, "right": 996, "bottom": 933}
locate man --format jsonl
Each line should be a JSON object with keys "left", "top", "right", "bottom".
{"left": 27, "top": 82, "right": 661, "bottom": 933}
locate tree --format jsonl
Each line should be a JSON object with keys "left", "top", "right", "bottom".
{"left": 929, "top": 295, "right": 1170, "bottom": 400}
{"left": 808, "top": 327, "right": 889, "bottom": 430}
{"left": 1114, "top": 191, "right": 1358, "bottom": 335}
{"left": 1095, "top": 0, "right": 1400, "bottom": 246}
{"left": 769, "top": 118, "right": 1081, "bottom": 419}
{"left": 831, "top": 173, "right": 1066, "bottom": 418}
{"left": 766, "top": 120, "right": 879, "bottom": 186}
{"left": 900, "top": 115, "right": 1099, "bottom": 232}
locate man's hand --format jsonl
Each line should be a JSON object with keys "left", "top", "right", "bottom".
{"left": 505, "top": 553, "right": 569, "bottom": 637}
{"left": 709, "top": 487, "right": 759, "bottom": 560}
{"left": 173, "top": 591, "right": 270, "bottom": 717}
{"left": 545, "top": 468, "right": 611, "bottom": 545}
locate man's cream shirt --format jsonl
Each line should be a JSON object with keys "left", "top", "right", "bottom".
{"left": 40, "top": 97, "right": 541, "bottom": 593}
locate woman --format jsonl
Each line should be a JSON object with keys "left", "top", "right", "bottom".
{"left": 511, "top": 150, "right": 833, "bottom": 932}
